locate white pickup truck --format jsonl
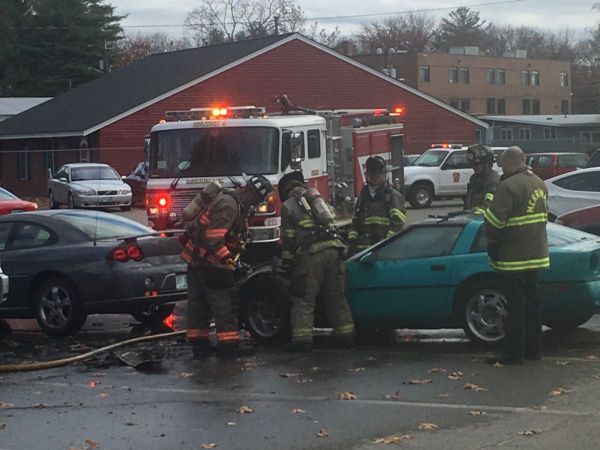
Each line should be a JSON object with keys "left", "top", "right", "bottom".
{"left": 404, "top": 146, "right": 505, "bottom": 208}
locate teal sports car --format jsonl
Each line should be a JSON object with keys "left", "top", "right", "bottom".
{"left": 240, "top": 215, "right": 600, "bottom": 345}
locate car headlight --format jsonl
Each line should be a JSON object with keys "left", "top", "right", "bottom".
{"left": 118, "top": 188, "right": 131, "bottom": 194}
{"left": 74, "top": 188, "right": 95, "bottom": 195}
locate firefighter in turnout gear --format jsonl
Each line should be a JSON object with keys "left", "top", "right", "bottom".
{"left": 348, "top": 156, "right": 406, "bottom": 255}
{"left": 181, "top": 175, "right": 272, "bottom": 358}
{"left": 279, "top": 171, "right": 355, "bottom": 352}
{"left": 483, "top": 146, "right": 549, "bottom": 365}
{"left": 465, "top": 144, "right": 500, "bottom": 214}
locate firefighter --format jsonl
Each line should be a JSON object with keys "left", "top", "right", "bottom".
{"left": 348, "top": 155, "right": 406, "bottom": 255}
{"left": 279, "top": 171, "right": 355, "bottom": 352}
{"left": 181, "top": 175, "right": 272, "bottom": 358}
{"left": 465, "top": 144, "right": 500, "bottom": 214}
{"left": 483, "top": 146, "right": 549, "bottom": 365}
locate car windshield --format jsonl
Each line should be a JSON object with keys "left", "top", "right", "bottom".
{"left": 53, "top": 211, "right": 153, "bottom": 239}
{"left": 0, "top": 188, "right": 17, "bottom": 201}
{"left": 374, "top": 225, "right": 463, "bottom": 260}
{"left": 413, "top": 150, "right": 449, "bottom": 167}
{"left": 71, "top": 167, "right": 120, "bottom": 181}
{"left": 558, "top": 154, "right": 589, "bottom": 168}
{"left": 149, "top": 127, "right": 279, "bottom": 177}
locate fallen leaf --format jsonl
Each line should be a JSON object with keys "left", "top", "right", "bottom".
{"left": 311, "top": 366, "right": 322, "bottom": 372}
{"left": 438, "top": 394, "right": 450, "bottom": 398}
{"left": 236, "top": 405, "right": 254, "bottom": 414}
{"left": 32, "top": 403, "right": 48, "bottom": 408}
{"left": 279, "top": 372, "right": 302, "bottom": 378}
{"left": 92, "top": 372, "right": 106, "bottom": 377}
{"left": 409, "top": 379, "right": 432, "bottom": 385}
{"left": 428, "top": 367, "right": 446, "bottom": 373}
{"left": 548, "top": 388, "right": 571, "bottom": 397}
{"left": 85, "top": 439, "right": 98, "bottom": 449}
{"left": 291, "top": 408, "right": 306, "bottom": 414}
{"left": 32, "top": 390, "right": 43, "bottom": 395}
{"left": 373, "top": 435, "right": 411, "bottom": 444}
{"left": 493, "top": 362, "right": 503, "bottom": 368}
{"left": 418, "top": 422, "right": 438, "bottom": 431}
{"left": 533, "top": 406, "right": 547, "bottom": 412}
{"left": 384, "top": 390, "right": 402, "bottom": 400}
{"left": 242, "top": 362, "right": 257, "bottom": 371}
{"left": 366, "top": 357, "right": 376, "bottom": 361}
{"left": 226, "top": 422, "right": 236, "bottom": 426}
{"left": 463, "top": 383, "right": 488, "bottom": 392}
{"left": 448, "top": 371, "right": 463, "bottom": 380}
{"left": 584, "top": 355, "right": 598, "bottom": 362}
{"left": 468, "top": 410, "right": 487, "bottom": 416}
{"left": 0, "top": 402, "right": 14, "bottom": 408}
{"left": 337, "top": 391, "right": 357, "bottom": 400}
{"left": 348, "top": 367, "right": 365, "bottom": 372}
{"left": 200, "top": 443, "right": 217, "bottom": 448}
{"left": 179, "top": 372, "right": 193, "bottom": 378}
{"left": 97, "top": 393, "right": 110, "bottom": 399}
{"left": 0, "top": 422, "right": 6, "bottom": 429}
{"left": 556, "top": 361, "right": 570, "bottom": 366}
{"left": 518, "top": 429, "right": 542, "bottom": 436}
{"left": 295, "top": 378, "right": 313, "bottom": 383}
{"left": 317, "top": 428, "right": 330, "bottom": 438}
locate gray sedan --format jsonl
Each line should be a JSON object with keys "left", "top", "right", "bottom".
{"left": 48, "top": 163, "right": 132, "bottom": 211}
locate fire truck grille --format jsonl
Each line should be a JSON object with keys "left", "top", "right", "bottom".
{"left": 170, "top": 190, "right": 199, "bottom": 213}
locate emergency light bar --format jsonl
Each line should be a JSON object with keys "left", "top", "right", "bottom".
{"left": 165, "top": 106, "right": 266, "bottom": 122}
{"left": 431, "top": 143, "right": 464, "bottom": 149}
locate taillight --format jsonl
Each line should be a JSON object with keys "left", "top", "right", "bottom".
{"left": 256, "top": 192, "right": 276, "bottom": 214}
{"left": 109, "top": 244, "right": 144, "bottom": 262}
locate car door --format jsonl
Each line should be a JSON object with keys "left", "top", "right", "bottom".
{"left": 346, "top": 225, "right": 464, "bottom": 328}
{"left": 548, "top": 171, "right": 600, "bottom": 217}
{"left": 54, "top": 166, "right": 70, "bottom": 203}
{"left": 439, "top": 151, "right": 472, "bottom": 195}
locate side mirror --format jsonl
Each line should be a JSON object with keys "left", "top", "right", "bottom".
{"left": 58, "top": 177, "right": 68, "bottom": 183}
{"left": 359, "top": 252, "right": 376, "bottom": 265}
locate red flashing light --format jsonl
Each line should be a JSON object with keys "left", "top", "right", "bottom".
{"left": 394, "top": 106, "right": 405, "bottom": 115}
{"left": 157, "top": 196, "right": 169, "bottom": 207}
{"left": 211, "top": 107, "right": 229, "bottom": 117}
{"left": 220, "top": 108, "right": 228, "bottom": 116}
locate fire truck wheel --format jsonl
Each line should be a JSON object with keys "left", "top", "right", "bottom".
{"left": 409, "top": 182, "right": 433, "bottom": 209}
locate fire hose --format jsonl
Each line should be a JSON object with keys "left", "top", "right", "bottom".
{"left": 0, "top": 330, "right": 186, "bottom": 373}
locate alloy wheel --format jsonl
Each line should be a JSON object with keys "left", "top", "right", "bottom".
{"left": 465, "top": 288, "right": 507, "bottom": 343}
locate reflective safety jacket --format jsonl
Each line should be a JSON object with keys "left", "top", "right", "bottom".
{"left": 483, "top": 167, "right": 549, "bottom": 272}
{"left": 281, "top": 186, "right": 346, "bottom": 265}
{"left": 348, "top": 184, "right": 406, "bottom": 251}
{"left": 465, "top": 168, "right": 500, "bottom": 214}
{"left": 180, "top": 190, "right": 247, "bottom": 269}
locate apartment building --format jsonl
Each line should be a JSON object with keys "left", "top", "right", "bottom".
{"left": 353, "top": 47, "right": 572, "bottom": 116}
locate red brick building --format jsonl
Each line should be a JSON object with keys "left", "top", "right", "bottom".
{"left": 0, "top": 33, "right": 487, "bottom": 197}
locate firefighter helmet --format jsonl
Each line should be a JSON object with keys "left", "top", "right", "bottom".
{"left": 246, "top": 175, "right": 272, "bottom": 202}
{"left": 467, "top": 144, "right": 495, "bottom": 166}
{"left": 278, "top": 171, "right": 305, "bottom": 201}
{"left": 365, "top": 156, "right": 387, "bottom": 175}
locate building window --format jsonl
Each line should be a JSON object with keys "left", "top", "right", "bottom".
{"left": 307, "top": 129, "right": 321, "bottom": 159}
{"left": 522, "top": 70, "right": 530, "bottom": 86}
{"left": 544, "top": 128, "right": 557, "bottom": 140}
{"left": 519, "top": 128, "right": 532, "bottom": 140}
{"left": 419, "top": 65, "right": 430, "bottom": 82}
{"left": 500, "top": 128, "right": 513, "bottom": 141}
{"left": 459, "top": 67, "right": 470, "bottom": 84}
{"left": 523, "top": 99, "right": 531, "bottom": 115}
{"left": 486, "top": 98, "right": 496, "bottom": 114}
{"left": 581, "top": 131, "right": 600, "bottom": 144}
{"left": 497, "top": 99, "right": 506, "bottom": 114}
{"left": 495, "top": 69, "right": 505, "bottom": 85}
{"left": 18, "top": 152, "right": 31, "bottom": 181}
{"left": 532, "top": 99, "right": 540, "bottom": 114}
{"left": 449, "top": 66, "right": 458, "bottom": 83}
{"left": 449, "top": 98, "right": 459, "bottom": 109}
{"left": 460, "top": 99, "right": 470, "bottom": 112}
{"left": 485, "top": 69, "right": 495, "bottom": 84}
{"left": 560, "top": 72, "right": 569, "bottom": 87}
{"left": 561, "top": 100, "right": 569, "bottom": 114}
{"left": 531, "top": 70, "right": 540, "bottom": 86}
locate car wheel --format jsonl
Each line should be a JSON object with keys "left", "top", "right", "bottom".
{"left": 242, "top": 277, "right": 290, "bottom": 343}
{"left": 409, "top": 183, "right": 433, "bottom": 209}
{"left": 131, "top": 303, "right": 175, "bottom": 324}
{"left": 34, "top": 278, "right": 86, "bottom": 336}
{"left": 68, "top": 193, "right": 76, "bottom": 209}
{"left": 48, "top": 190, "right": 59, "bottom": 209}
{"left": 460, "top": 279, "right": 508, "bottom": 345}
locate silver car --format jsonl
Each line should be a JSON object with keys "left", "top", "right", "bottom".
{"left": 48, "top": 163, "right": 132, "bottom": 211}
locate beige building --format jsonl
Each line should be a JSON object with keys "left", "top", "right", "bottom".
{"left": 353, "top": 47, "right": 572, "bottom": 116}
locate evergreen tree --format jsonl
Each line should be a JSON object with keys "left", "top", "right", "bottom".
{"left": 435, "top": 7, "right": 490, "bottom": 51}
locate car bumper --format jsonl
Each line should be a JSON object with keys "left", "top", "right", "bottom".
{"left": 73, "top": 193, "right": 132, "bottom": 208}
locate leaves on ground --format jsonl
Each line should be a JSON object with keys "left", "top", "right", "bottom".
{"left": 32, "top": 403, "right": 48, "bottom": 408}
{"left": 428, "top": 367, "right": 446, "bottom": 373}
{"left": 384, "top": 390, "right": 402, "bottom": 401}
{"left": 179, "top": 372, "right": 193, "bottom": 378}
{"left": 32, "top": 390, "right": 43, "bottom": 395}
{"left": 0, "top": 422, "right": 6, "bottom": 429}
{"left": 438, "top": 394, "right": 450, "bottom": 398}
{"left": 97, "top": 393, "right": 110, "bottom": 399}
{"left": 548, "top": 387, "right": 571, "bottom": 397}
{"left": 337, "top": 391, "right": 357, "bottom": 400}
{"left": 291, "top": 408, "right": 306, "bottom": 414}
{"left": 200, "top": 443, "right": 217, "bottom": 448}
{"left": 584, "top": 355, "right": 598, "bottom": 362}
{"left": 518, "top": 429, "right": 542, "bottom": 436}
{"left": 463, "top": 383, "right": 487, "bottom": 392}
{"left": 317, "top": 428, "right": 330, "bottom": 437}
{"left": 279, "top": 372, "right": 302, "bottom": 378}
{"left": 468, "top": 410, "right": 487, "bottom": 416}
{"left": 373, "top": 434, "right": 411, "bottom": 444}
{"left": 448, "top": 371, "right": 463, "bottom": 380}
{"left": 85, "top": 439, "right": 98, "bottom": 449}
{"left": 556, "top": 361, "right": 571, "bottom": 366}
{"left": 348, "top": 367, "right": 365, "bottom": 372}
{"left": 418, "top": 422, "right": 438, "bottom": 431}
{"left": 493, "top": 362, "right": 503, "bottom": 368}
{"left": 533, "top": 406, "right": 547, "bottom": 412}
{"left": 409, "top": 379, "right": 432, "bottom": 385}
{"left": 0, "top": 402, "right": 14, "bottom": 408}
{"left": 236, "top": 405, "right": 255, "bottom": 414}
{"left": 226, "top": 422, "right": 236, "bottom": 426}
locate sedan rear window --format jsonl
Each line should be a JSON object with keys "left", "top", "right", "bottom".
{"left": 375, "top": 226, "right": 463, "bottom": 261}
{"left": 53, "top": 211, "right": 152, "bottom": 239}
{"left": 558, "top": 154, "right": 589, "bottom": 168}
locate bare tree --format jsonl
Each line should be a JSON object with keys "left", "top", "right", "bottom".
{"left": 305, "top": 22, "right": 341, "bottom": 48}
{"left": 184, "top": 0, "right": 304, "bottom": 46}
{"left": 355, "top": 13, "right": 437, "bottom": 53}
{"left": 114, "top": 33, "right": 193, "bottom": 67}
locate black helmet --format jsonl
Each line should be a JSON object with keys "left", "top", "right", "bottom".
{"left": 278, "top": 171, "right": 305, "bottom": 201}
{"left": 467, "top": 144, "right": 495, "bottom": 166}
{"left": 246, "top": 175, "right": 272, "bottom": 201}
{"left": 365, "top": 155, "right": 387, "bottom": 175}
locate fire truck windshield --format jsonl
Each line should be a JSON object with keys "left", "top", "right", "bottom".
{"left": 149, "top": 127, "right": 279, "bottom": 177}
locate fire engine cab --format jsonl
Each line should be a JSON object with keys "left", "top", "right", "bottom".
{"left": 145, "top": 101, "right": 405, "bottom": 256}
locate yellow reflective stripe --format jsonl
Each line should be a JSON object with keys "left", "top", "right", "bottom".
{"left": 386, "top": 230, "right": 396, "bottom": 238}
{"left": 333, "top": 324, "right": 355, "bottom": 336}
{"left": 364, "top": 216, "right": 391, "bottom": 226}
{"left": 298, "top": 216, "right": 316, "bottom": 228}
{"left": 293, "top": 328, "right": 313, "bottom": 338}
{"left": 281, "top": 250, "right": 294, "bottom": 259}
{"left": 348, "top": 230, "right": 359, "bottom": 240}
{"left": 389, "top": 208, "right": 406, "bottom": 222}
{"left": 484, "top": 193, "right": 494, "bottom": 201}
{"left": 505, "top": 213, "right": 547, "bottom": 227}
{"left": 489, "top": 257, "right": 550, "bottom": 271}
{"left": 473, "top": 207, "right": 485, "bottom": 215}
{"left": 281, "top": 228, "right": 296, "bottom": 238}
{"left": 356, "top": 244, "right": 370, "bottom": 249}
{"left": 483, "top": 208, "right": 505, "bottom": 228}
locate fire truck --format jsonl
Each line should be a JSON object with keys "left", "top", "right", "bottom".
{"left": 145, "top": 97, "right": 405, "bottom": 257}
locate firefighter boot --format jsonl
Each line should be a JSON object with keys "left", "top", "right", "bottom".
{"left": 192, "top": 340, "right": 215, "bottom": 359}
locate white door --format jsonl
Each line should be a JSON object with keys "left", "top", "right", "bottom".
{"left": 547, "top": 171, "right": 600, "bottom": 217}
{"left": 438, "top": 151, "right": 473, "bottom": 196}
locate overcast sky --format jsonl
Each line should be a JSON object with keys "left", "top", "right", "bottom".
{"left": 110, "top": 0, "right": 599, "bottom": 39}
